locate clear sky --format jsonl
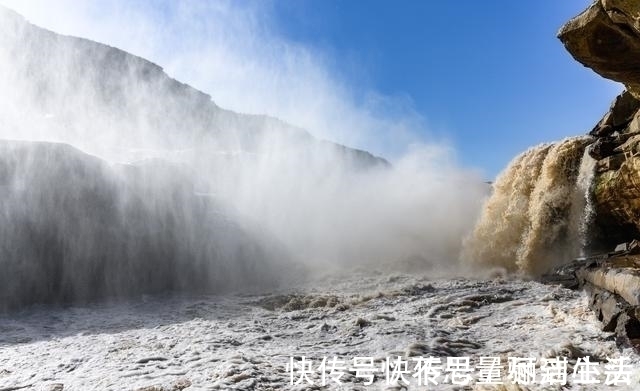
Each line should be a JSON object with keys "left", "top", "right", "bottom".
{"left": 268, "top": 0, "right": 622, "bottom": 176}
{"left": 0, "top": 0, "right": 623, "bottom": 179}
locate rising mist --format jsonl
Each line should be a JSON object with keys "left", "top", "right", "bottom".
{"left": 0, "top": 4, "right": 489, "bottom": 309}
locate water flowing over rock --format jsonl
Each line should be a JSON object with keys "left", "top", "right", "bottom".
{"left": 557, "top": 2, "right": 640, "bottom": 248}
{"left": 580, "top": 89, "right": 640, "bottom": 246}
{"left": 467, "top": 0, "right": 640, "bottom": 276}
{"left": 464, "top": 137, "right": 594, "bottom": 275}
{"left": 461, "top": 0, "right": 640, "bottom": 345}
{"left": 463, "top": 143, "right": 552, "bottom": 273}
{"left": 568, "top": 147, "right": 598, "bottom": 254}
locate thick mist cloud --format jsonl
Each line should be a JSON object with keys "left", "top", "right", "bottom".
{"left": 0, "top": 0, "right": 490, "bottom": 309}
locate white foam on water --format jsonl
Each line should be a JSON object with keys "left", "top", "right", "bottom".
{"left": 0, "top": 273, "right": 636, "bottom": 390}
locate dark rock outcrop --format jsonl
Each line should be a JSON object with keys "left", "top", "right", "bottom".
{"left": 574, "top": 89, "right": 640, "bottom": 246}
{"left": 552, "top": 0, "right": 640, "bottom": 347}
{"left": 590, "top": 91, "right": 640, "bottom": 137}
{"left": 582, "top": 256, "right": 640, "bottom": 350}
{"left": 543, "top": 255, "right": 640, "bottom": 350}
{"left": 558, "top": 1, "right": 640, "bottom": 245}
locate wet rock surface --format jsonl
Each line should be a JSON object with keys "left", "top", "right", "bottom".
{"left": 543, "top": 251, "right": 640, "bottom": 353}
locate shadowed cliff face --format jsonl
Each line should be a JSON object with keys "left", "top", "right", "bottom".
{"left": 0, "top": 141, "right": 293, "bottom": 311}
{"left": 0, "top": 6, "right": 388, "bottom": 170}
{"left": 0, "top": 7, "right": 316, "bottom": 309}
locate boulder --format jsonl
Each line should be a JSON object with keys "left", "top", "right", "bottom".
{"left": 615, "top": 311, "right": 640, "bottom": 349}
{"left": 584, "top": 283, "right": 629, "bottom": 331}
{"left": 590, "top": 91, "right": 640, "bottom": 137}
{"left": 592, "top": 143, "right": 640, "bottom": 242}
{"left": 595, "top": 153, "right": 626, "bottom": 173}
{"left": 588, "top": 136, "right": 618, "bottom": 160}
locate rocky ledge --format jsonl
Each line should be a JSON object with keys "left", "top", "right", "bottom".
{"left": 559, "top": 1, "right": 640, "bottom": 247}
{"left": 542, "top": 246, "right": 640, "bottom": 352}
{"left": 586, "top": 90, "right": 640, "bottom": 247}
{"left": 541, "top": 0, "right": 640, "bottom": 349}
{"left": 559, "top": 0, "right": 640, "bottom": 99}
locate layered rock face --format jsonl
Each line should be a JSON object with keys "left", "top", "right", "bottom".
{"left": 466, "top": 0, "right": 640, "bottom": 274}
{"left": 559, "top": 0, "right": 640, "bottom": 98}
{"left": 553, "top": 0, "right": 640, "bottom": 350}
{"left": 559, "top": 0, "right": 640, "bottom": 247}
{"left": 587, "top": 91, "right": 640, "bottom": 245}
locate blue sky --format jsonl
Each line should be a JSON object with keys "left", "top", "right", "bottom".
{"left": 269, "top": 0, "right": 621, "bottom": 177}
{"left": 0, "top": 0, "right": 623, "bottom": 179}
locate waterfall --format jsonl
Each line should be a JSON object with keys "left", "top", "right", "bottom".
{"left": 463, "top": 136, "right": 593, "bottom": 275}
{"left": 567, "top": 147, "right": 597, "bottom": 257}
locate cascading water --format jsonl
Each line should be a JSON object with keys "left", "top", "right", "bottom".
{"left": 463, "top": 136, "right": 595, "bottom": 275}
{"left": 567, "top": 146, "right": 597, "bottom": 257}
{"left": 462, "top": 143, "right": 553, "bottom": 273}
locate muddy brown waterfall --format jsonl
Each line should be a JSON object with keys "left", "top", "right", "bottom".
{"left": 464, "top": 136, "right": 597, "bottom": 275}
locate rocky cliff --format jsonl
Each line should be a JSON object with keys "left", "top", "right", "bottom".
{"left": 527, "top": 0, "right": 640, "bottom": 350}
{"left": 559, "top": 0, "right": 640, "bottom": 99}
{"left": 559, "top": 0, "right": 640, "bottom": 248}
{"left": 463, "top": 0, "right": 640, "bottom": 350}
{"left": 0, "top": 5, "right": 388, "bottom": 170}
{"left": 0, "top": 5, "right": 391, "bottom": 310}
{"left": 471, "top": 0, "right": 640, "bottom": 261}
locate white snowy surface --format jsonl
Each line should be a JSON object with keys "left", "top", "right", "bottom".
{"left": 0, "top": 272, "right": 638, "bottom": 390}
